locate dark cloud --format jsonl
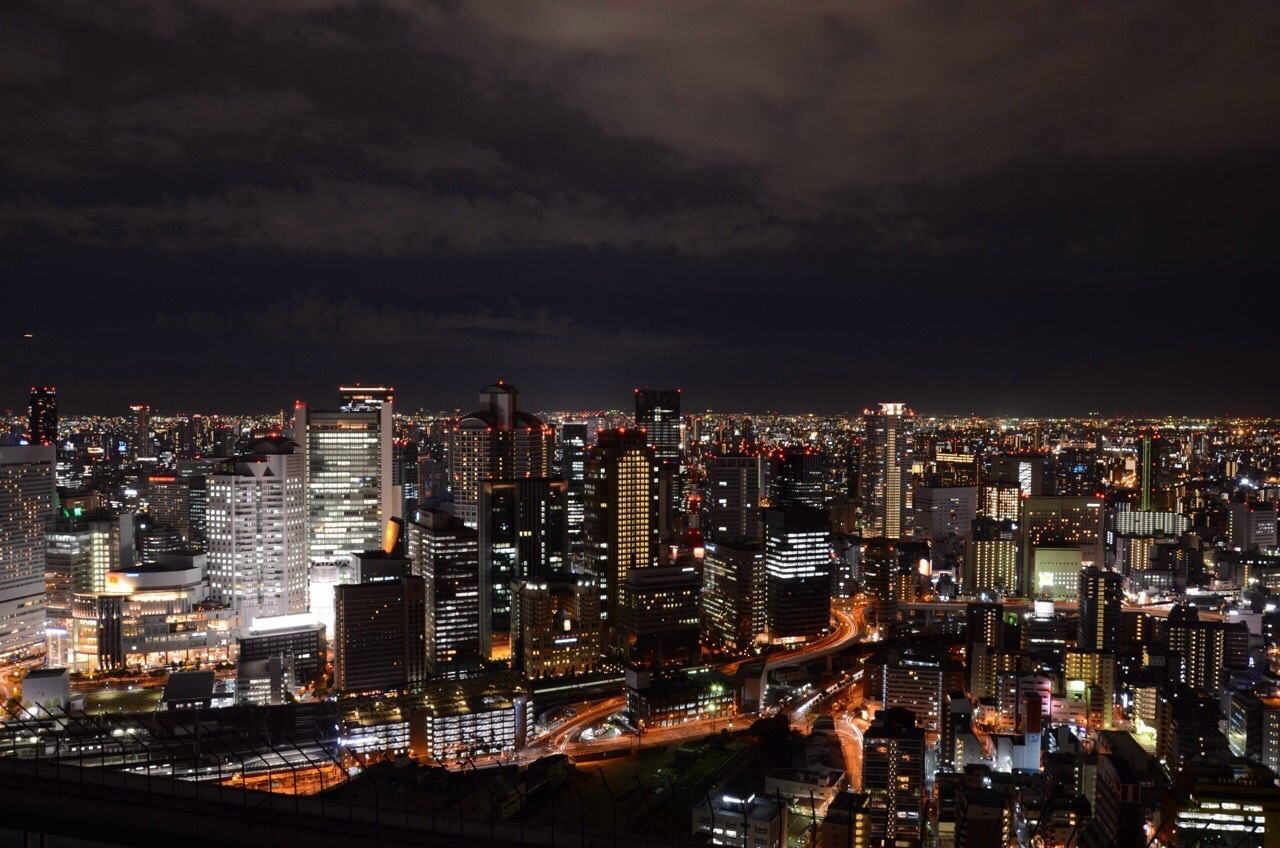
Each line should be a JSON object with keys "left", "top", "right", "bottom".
{"left": 2, "top": 1, "right": 1279, "bottom": 412}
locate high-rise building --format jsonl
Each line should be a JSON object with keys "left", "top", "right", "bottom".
{"left": 296, "top": 398, "right": 395, "bottom": 566}
{"left": 1166, "top": 604, "right": 1228, "bottom": 694}
{"left": 1137, "top": 429, "right": 1161, "bottom": 512}
{"left": 862, "top": 707, "right": 926, "bottom": 847}
{"left": 1019, "top": 496, "right": 1105, "bottom": 598}
{"left": 859, "top": 403, "right": 915, "bottom": 539}
{"left": 0, "top": 445, "right": 55, "bottom": 656}
{"left": 701, "top": 538, "right": 765, "bottom": 651}
{"left": 512, "top": 572, "right": 601, "bottom": 680}
{"left": 703, "top": 453, "right": 766, "bottom": 542}
{"left": 27, "top": 387, "right": 57, "bottom": 447}
{"left": 963, "top": 518, "right": 1018, "bottom": 596}
{"left": 770, "top": 447, "right": 824, "bottom": 510}
{"left": 477, "top": 477, "right": 568, "bottom": 656}
{"left": 1077, "top": 565, "right": 1122, "bottom": 652}
{"left": 407, "top": 509, "right": 481, "bottom": 673}
{"left": 129, "top": 404, "right": 151, "bottom": 460}
{"left": 205, "top": 437, "right": 307, "bottom": 629}
{"left": 763, "top": 507, "right": 831, "bottom": 644}
{"left": 560, "top": 422, "right": 589, "bottom": 549}
{"left": 146, "top": 475, "right": 192, "bottom": 543}
{"left": 583, "top": 428, "right": 660, "bottom": 641}
{"left": 883, "top": 661, "right": 944, "bottom": 732}
{"left": 447, "top": 382, "right": 553, "bottom": 528}
{"left": 1053, "top": 446, "right": 1102, "bottom": 496}
{"left": 333, "top": 575, "right": 426, "bottom": 694}
{"left": 634, "top": 389, "right": 683, "bottom": 468}
{"left": 620, "top": 561, "right": 702, "bottom": 668}
{"left": 1228, "top": 502, "right": 1279, "bottom": 551}
{"left": 990, "top": 454, "right": 1046, "bottom": 497}
{"left": 338, "top": 384, "right": 394, "bottom": 410}
{"left": 912, "top": 486, "right": 977, "bottom": 542}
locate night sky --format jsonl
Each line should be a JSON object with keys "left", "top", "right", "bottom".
{"left": 4, "top": 2, "right": 1279, "bottom": 415}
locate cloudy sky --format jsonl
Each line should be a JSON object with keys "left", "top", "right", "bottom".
{"left": 3, "top": 0, "right": 1279, "bottom": 414}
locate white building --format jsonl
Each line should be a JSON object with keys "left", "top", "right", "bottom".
{"left": 296, "top": 402, "right": 395, "bottom": 564}
{"left": 0, "top": 445, "right": 55, "bottom": 656}
{"left": 206, "top": 437, "right": 306, "bottom": 630}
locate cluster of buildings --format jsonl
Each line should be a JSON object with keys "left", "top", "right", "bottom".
{"left": 7, "top": 386, "right": 1280, "bottom": 844}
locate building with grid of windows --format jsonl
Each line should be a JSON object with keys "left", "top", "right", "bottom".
{"left": 406, "top": 509, "right": 481, "bottom": 674}
{"left": 0, "top": 445, "right": 55, "bottom": 656}
{"left": 763, "top": 506, "right": 831, "bottom": 644}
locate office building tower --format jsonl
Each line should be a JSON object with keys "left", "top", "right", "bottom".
{"left": 763, "top": 507, "right": 831, "bottom": 644}
{"left": 1112, "top": 508, "right": 1189, "bottom": 538}
{"left": 703, "top": 453, "right": 766, "bottom": 542}
{"left": 1166, "top": 604, "right": 1228, "bottom": 694}
{"left": 205, "top": 437, "right": 307, "bottom": 628}
{"left": 1077, "top": 566, "right": 1122, "bottom": 652}
{"left": 883, "top": 661, "right": 944, "bottom": 732}
{"left": 770, "top": 447, "right": 824, "bottom": 510}
{"left": 862, "top": 538, "right": 916, "bottom": 604}
{"left": 583, "top": 428, "right": 660, "bottom": 640}
{"left": 1228, "top": 502, "right": 1279, "bottom": 551}
{"left": 634, "top": 389, "right": 683, "bottom": 468}
{"left": 620, "top": 561, "right": 702, "bottom": 668}
{"left": 1137, "top": 429, "right": 1161, "bottom": 511}
{"left": 407, "top": 509, "right": 481, "bottom": 672}
{"left": 912, "top": 486, "right": 977, "bottom": 541}
{"left": 1227, "top": 692, "right": 1280, "bottom": 777}
{"left": 979, "top": 481, "right": 1021, "bottom": 522}
{"left": 129, "top": 404, "right": 151, "bottom": 460}
{"left": 701, "top": 538, "right": 765, "bottom": 651}
{"left": 964, "top": 518, "right": 1018, "bottom": 596}
{"left": 862, "top": 707, "right": 926, "bottom": 848}
{"left": 1031, "top": 547, "right": 1084, "bottom": 600}
{"left": 990, "top": 454, "right": 1045, "bottom": 497}
{"left": 27, "top": 387, "right": 57, "bottom": 447}
{"left": 394, "top": 439, "right": 419, "bottom": 522}
{"left": 333, "top": 575, "right": 427, "bottom": 694}
{"left": 932, "top": 452, "right": 980, "bottom": 488}
{"left": 133, "top": 513, "right": 182, "bottom": 565}
{"left": 512, "top": 572, "right": 601, "bottom": 680}
{"left": 1019, "top": 496, "right": 1104, "bottom": 598}
{"left": 296, "top": 397, "right": 395, "bottom": 565}
{"left": 477, "top": 477, "right": 568, "bottom": 656}
{"left": 1053, "top": 446, "right": 1102, "bottom": 496}
{"left": 146, "top": 474, "right": 192, "bottom": 543}
{"left": 559, "top": 422, "right": 589, "bottom": 549}
{"left": 447, "top": 382, "right": 553, "bottom": 528}
{"left": 858, "top": 403, "right": 915, "bottom": 539}
{"left": 0, "top": 445, "right": 55, "bottom": 655}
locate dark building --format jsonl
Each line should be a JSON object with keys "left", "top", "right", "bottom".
{"left": 701, "top": 538, "right": 765, "bottom": 651}
{"left": 769, "top": 447, "right": 824, "bottom": 510}
{"left": 238, "top": 617, "right": 326, "bottom": 684}
{"left": 27, "top": 386, "right": 57, "bottom": 446}
{"left": 633, "top": 389, "right": 683, "bottom": 468}
{"left": 559, "top": 421, "right": 589, "bottom": 550}
{"left": 620, "top": 562, "right": 701, "bottom": 667}
{"left": 333, "top": 576, "right": 427, "bottom": 694}
{"left": 702, "top": 452, "right": 765, "bottom": 543}
{"left": 1078, "top": 566, "right": 1122, "bottom": 652}
{"left": 1054, "top": 447, "right": 1102, "bottom": 497}
{"left": 478, "top": 477, "right": 569, "bottom": 650}
{"left": 406, "top": 510, "right": 481, "bottom": 673}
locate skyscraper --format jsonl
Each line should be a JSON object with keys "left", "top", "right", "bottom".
{"left": 701, "top": 538, "right": 765, "bottom": 651}
{"left": 769, "top": 447, "right": 824, "bottom": 510}
{"left": 859, "top": 403, "right": 915, "bottom": 539}
{"left": 512, "top": 572, "right": 601, "bottom": 680}
{"left": 862, "top": 707, "right": 926, "bottom": 847}
{"left": 477, "top": 477, "right": 568, "bottom": 655}
{"left": 129, "top": 404, "right": 151, "bottom": 460}
{"left": 296, "top": 397, "right": 395, "bottom": 566}
{"left": 634, "top": 389, "right": 683, "bottom": 468}
{"left": 1137, "top": 428, "right": 1161, "bottom": 512}
{"left": 333, "top": 575, "right": 427, "bottom": 694}
{"left": 583, "top": 428, "right": 659, "bottom": 642}
{"left": 448, "top": 382, "right": 553, "bottom": 528}
{"left": 0, "top": 445, "right": 55, "bottom": 655}
{"left": 1077, "top": 565, "right": 1122, "bottom": 652}
{"left": 1018, "top": 496, "right": 1105, "bottom": 598}
{"left": 407, "top": 509, "right": 481, "bottom": 673}
{"left": 205, "top": 437, "right": 307, "bottom": 628}
{"left": 763, "top": 506, "right": 831, "bottom": 644}
{"left": 27, "top": 387, "right": 57, "bottom": 447}
{"left": 702, "top": 452, "right": 765, "bottom": 542}
{"left": 560, "top": 422, "right": 589, "bottom": 549}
